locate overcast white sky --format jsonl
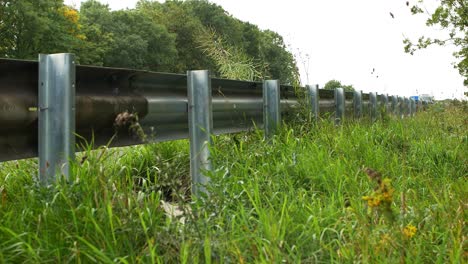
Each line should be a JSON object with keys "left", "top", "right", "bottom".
{"left": 64, "top": 0, "right": 466, "bottom": 99}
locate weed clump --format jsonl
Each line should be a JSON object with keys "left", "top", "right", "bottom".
{"left": 362, "top": 168, "right": 395, "bottom": 223}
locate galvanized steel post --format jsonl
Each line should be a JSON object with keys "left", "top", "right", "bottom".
{"left": 381, "top": 94, "right": 389, "bottom": 114}
{"left": 38, "top": 53, "right": 76, "bottom": 185}
{"left": 353, "top": 90, "right": 362, "bottom": 119}
{"left": 335, "top": 88, "right": 345, "bottom": 125}
{"left": 398, "top": 96, "right": 404, "bottom": 118}
{"left": 408, "top": 98, "right": 413, "bottom": 117}
{"left": 391, "top": 95, "right": 398, "bottom": 116}
{"left": 405, "top": 98, "right": 408, "bottom": 116}
{"left": 187, "top": 70, "right": 213, "bottom": 197}
{"left": 411, "top": 98, "right": 416, "bottom": 116}
{"left": 306, "top": 84, "right": 319, "bottom": 123}
{"left": 263, "top": 80, "right": 280, "bottom": 138}
{"left": 369, "top": 92, "right": 378, "bottom": 122}
{"left": 409, "top": 98, "right": 413, "bottom": 116}
{"left": 417, "top": 99, "right": 422, "bottom": 112}
{"left": 406, "top": 97, "right": 413, "bottom": 117}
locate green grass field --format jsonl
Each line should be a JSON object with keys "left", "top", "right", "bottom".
{"left": 0, "top": 102, "right": 466, "bottom": 263}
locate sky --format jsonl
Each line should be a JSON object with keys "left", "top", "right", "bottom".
{"left": 64, "top": 0, "right": 467, "bottom": 100}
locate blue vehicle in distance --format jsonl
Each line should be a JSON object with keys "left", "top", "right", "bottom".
{"left": 419, "top": 94, "right": 434, "bottom": 104}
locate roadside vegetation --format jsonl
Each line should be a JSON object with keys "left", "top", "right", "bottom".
{"left": 0, "top": 102, "right": 466, "bottom": 263}
{"left": 1, "top": 0, "right": 467, "bottom": 263}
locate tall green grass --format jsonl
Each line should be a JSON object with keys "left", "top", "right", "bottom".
{"left": 0, "top": 103, "right": 466, "bottom": 263}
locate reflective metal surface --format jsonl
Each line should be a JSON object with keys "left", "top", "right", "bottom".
{"left": 38, "top": 53, "right": 75, "bottom": 184}
{"left": 335, "top": 88, "right": 345, "bottom": 125}
{"left": 263, "top": 80, "right": 280, "bottom": 138}
{"left": 187, "top": 70, "right": 212, "bottom": 197}
{"left": 0, "top": 58, "right": 414, "bottom": 162}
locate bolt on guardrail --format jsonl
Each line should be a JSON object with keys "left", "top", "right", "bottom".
{"left": 38, "top": 53, "right": 76, "bottom": 185}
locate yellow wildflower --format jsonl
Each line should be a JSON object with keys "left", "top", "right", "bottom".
{"left": 362, "top": 169, "right": 396, "bottom": 222}
{"left": 362, "top": 195, "right": 381, "bottom": 207}
{"left": 402, "top": 224, "right": 417, "bottom": 239}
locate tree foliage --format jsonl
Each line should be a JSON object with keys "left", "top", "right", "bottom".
{"left": 0, "top": 0, "right": 84, "bottom": 59}
{"left": 78, "top": 0, "right": 177, "bottom": 71}
{"left": 404, "top": 0, "right": 467, "bottom": 85}
{"left": 0, "top": 0, "right": 299, "bottom": 83}
{"left": 323, "top": 79, "right": 355, "bottom": 92}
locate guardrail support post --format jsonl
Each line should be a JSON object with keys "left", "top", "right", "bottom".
{"left": 353, "top": 90, "right": 362, "bottom": 119}
{"left": 335, "top": 88, "right": 345, "bottom": 125}
{"left": 409, "top": 98, "right": 413, "bottom": 116}
{"left": 406, "top": 97, "right": 412, "bottom": 117}
{"left": 417, "top": 99, "right": 422, "bottom": 112}
{"left": 391, "top": 95, "right": 398, "bottom": 116}
{"left": 306, "top": 84, "right": 319, "bottom": 123}
{"left": 38, "top": 53, "right": 76, "bottom": 185}
{"left": 381, "top": 94, "right": 388, "bottom": 114}
{"left": 263, "top": 80, "right": 280, "bottom": 138}
{"left": 404, "top": 97, "right": 411, "bottom": 117}
{"left": 398, "top": 96, "right": 404, "bottom": 118}
{"left": 188, "top": 70, "right": 213, "bottom": 197}
{"left": 370, "top": 92, "right": 377, "bottom": 122}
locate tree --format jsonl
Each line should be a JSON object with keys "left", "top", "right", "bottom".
{"left": 105, "top": 10, "right": 177, "bottom": 71}
{"left": 136, "top": 0, "right": 217, "bottom": 73}
{"left": 80, "top": 0, "right": 177, "bottom": 71}
{"left": 404, "top": 0, "right": 467, "bottom": 85}
{"left": 323, "top": 80, "right": 355, "bottom": 92}
{"left": 1, "top": 0, "right": 299, "bottom": 82}
{"left": 136, "top": 0, "right": 299, "bottom": 83}
{"left": 0, "top": 0, "right": 84, "bottom": 59}
{"left": 75, "top": 0, "right": 114, "bottom": 66}
{"left": 184, "top": 0, "right": 244, "bottom": 46}
{"left": 258, "top": 30, "right": 299, "bottom": 84}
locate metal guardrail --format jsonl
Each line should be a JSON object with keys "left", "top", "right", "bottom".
{"left": 0, "top": 57, "right": 297, "bottom": 162}
{"left": 0, "top": 54, "right": 417, "bottom": 192}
